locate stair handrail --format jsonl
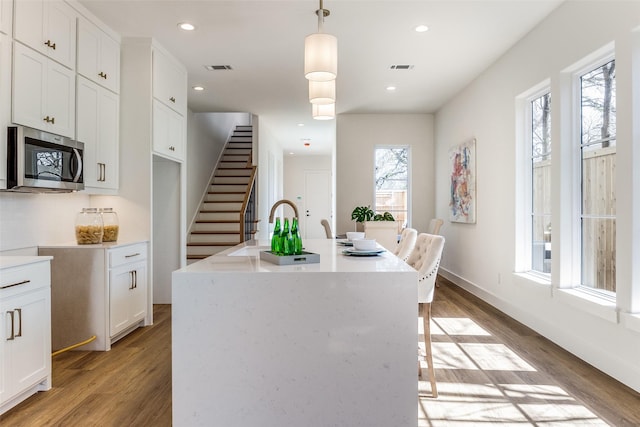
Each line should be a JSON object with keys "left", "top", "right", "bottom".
{"left": 239, "top": 165, "right": 258, "bottom": 242}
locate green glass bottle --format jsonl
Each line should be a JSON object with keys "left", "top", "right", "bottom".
{"left": 281, "top": 218, "right": 292, "bottom": 256}
{"left": 291, "top": 217, "right": 302, "bottom": 255}
{"left": 271, "top": 217, "right": 282, "bottom": 255}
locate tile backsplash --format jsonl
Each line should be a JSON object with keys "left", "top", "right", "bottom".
{"left": 0, "top": 192, "right": 90, "bottom": 253}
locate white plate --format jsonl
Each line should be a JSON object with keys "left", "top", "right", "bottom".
{"left": 337, "top": 239, "right": 353, "bottom": 246}
{"left": 342, "top": 248, "right": 385, "bottom": 256}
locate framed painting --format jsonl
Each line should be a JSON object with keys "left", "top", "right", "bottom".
{"left": 449, "top": 139, "right": 476, "bottom": 223}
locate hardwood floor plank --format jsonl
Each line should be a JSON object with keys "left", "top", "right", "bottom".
{"left": 2, "top": 283, "right": 639, "bottom": 426}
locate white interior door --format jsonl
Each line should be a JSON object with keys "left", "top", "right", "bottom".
{"left": 303, "top": 170, "right": 332, "bottom": 239}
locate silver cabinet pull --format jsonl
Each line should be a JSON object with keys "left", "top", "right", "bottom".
{"left": 0, "top": 279, "right": 30, "bottom": 289}
{"left": 125, "top": 253, "right": 140, "bottom": 258}
{"left": 7, "top": 311, "right": 15, "bottom": 341}
{"left": 169, "top": 96, "right": 176, "bottom": 103}
{"left": 98, "top": 71, "right": 107, "bottom": 79}
{"left": 43, "top": 116, "right": 55, "bottom": 124}
{"left": 133, "top": 270, "right": 137, "bottom": 289}
{"left": 44, "top": 40, "right": 56, "bottom": 50}
{"left": 15, "top": 308, "right": 22, "bottom": 337}
{"left": 129, "top": 271, "right": 134, "bottom": 290}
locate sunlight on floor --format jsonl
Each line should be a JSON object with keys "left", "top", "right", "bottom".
{"left": 417, "top": 316, "right": 608, "bottom": 426}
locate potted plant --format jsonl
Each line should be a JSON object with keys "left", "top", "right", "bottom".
{"left": 351, "top": 206, "right": 395, "bottom": 231}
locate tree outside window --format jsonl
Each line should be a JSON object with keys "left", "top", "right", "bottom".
{"left": 580, "top": 59, "right": 616, "bottom": 294}
{"left": 374, "top": 147, "right": 409, "bottom": 228}
{"left": 531, "top": 92, "right": 551, "bottom": 274}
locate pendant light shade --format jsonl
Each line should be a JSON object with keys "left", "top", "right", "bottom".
{"left": 312, "top": 103, "right": 335, "bottom": 120}
{"left": 309, "top": 79, "right": 335, "bottom": 105}
{"left": 304, "top": 32, "right": 337, "bottom": 82}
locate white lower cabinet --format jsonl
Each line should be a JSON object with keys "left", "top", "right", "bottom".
{"left": 38, "top": 241, "right": 150, "bottom": 352}
{"left": 109, "top": 260, "right": 147, "bottom": 337}
{"left": 0, "top": 257, "right": 52, "bottom": 416}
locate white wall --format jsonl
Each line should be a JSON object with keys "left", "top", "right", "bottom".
{"left": 434, "top": 1, "right": 640, "bottom": 392}
{"left": 336, "top": 114, "right": 435, "bottom": 235}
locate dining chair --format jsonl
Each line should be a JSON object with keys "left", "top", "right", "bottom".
{"left": 406, "top": 232, "right": 445, "bottom": 398}
{"left": 393, "top": 227, "right": 417, "bottom": 262}
{"left": 364, "top": 220, "right": 399, "bottom": 251}
{"left": 320, "top": 219, "right": 333, "bottom": 239}
{"left": 428, "top": 218, "right": 444, "bottom": 235}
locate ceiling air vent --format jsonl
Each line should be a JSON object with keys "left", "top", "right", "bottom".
{"left": 204, "top": 65, "right": 233, "bottom": 71}
{"left": 390, "top": 65, "right": 414, "bottom": 70}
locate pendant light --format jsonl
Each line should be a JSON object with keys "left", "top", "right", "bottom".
{"left": 312, "top": 103, "right": 335, "bottom": 120}
{"left": 304, "top": 0, "right": 337, "bottom": 82}
{"left": 309, "top": 79, "right": 335, "bottom": 105}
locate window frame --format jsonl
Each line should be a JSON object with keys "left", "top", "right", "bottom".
{"left": 372, "top": 145, "right": 411, "bottom": 228}
{"left": 515, "top": 80, "right": 552, "bottom": 281}
{"left": 571, "top": 50, "right": 617, "bottom": 299}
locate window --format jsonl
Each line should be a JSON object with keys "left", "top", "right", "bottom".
{"left": 531, "top": 92, "right": 552, "bottom": 274}
{"left": 579, "top": 59, "right": 616, "bottom": 294}
{"left": 374, "top": 146, "right": 409, "bottom": 228}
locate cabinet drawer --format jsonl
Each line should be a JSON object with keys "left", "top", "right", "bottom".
{"left": 109, "top": 243, "right": 147, "bottom": 268}
{"left": 0, "top": 261, "right": 50, "bottom": 296}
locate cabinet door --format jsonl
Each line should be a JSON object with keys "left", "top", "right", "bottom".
{"left": 153, "top": 99, "right": 185, "bottom": 162}
{"left": 152, "top": 48, "right": 186, "bottom": 114}
{"left": 109, "top": 261, "right": 146, "bottom": 337}
{"left": 44, "top": 1, "right": 76, "bottom": 69}
{"left": 14, "top": 0, "right": 75, "bottom": 69}
{"left": 13, "top": 43, "right": 75, "bottom": 138}
{"left": 46, "top": 59, "right": 75, "bottom": 138}
{"left": 0, "top": 288, "right": 51, "bottom": 403}
{"left": 77, "top": 17, "right": 120, "bottom": 94}
{"left": 0, "top": 34, "right": 10, "bottom": 190}
{"left": 12, "top": 43, "right": 47, "bottom": 132}
{"left": 78, "top": 77, "right": 119, "bottom": 191}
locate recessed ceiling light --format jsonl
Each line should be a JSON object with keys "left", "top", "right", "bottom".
{"left": 297, "top": 123, "right": 305, "bottom": 127}
{"left": 386, "top": 86, "right": 397, "bottom": 92}
{"left": 289, "top": 152, "right": 295, "bottom": 155}
{"left": 415, "top": 25, "right": 429, "bottom": 33}
{"left": 178, "top": 22, "right": 195, "bottom": 31}
{"left": 192, "top": 86, "right": 204, "bottom": 91}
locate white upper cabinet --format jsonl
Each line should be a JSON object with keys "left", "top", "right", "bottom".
{"left": 14, "top": 0, "right": 76, "bottom": 69}
{"left": 152, "top": 98, "right": 185, "bottom": 162}
{"left": 77, "top": 76, "right": 119, "bottom": 192}
{"left": 77, "top": 16, "right": 120, "bottom": 94}
{"left": 0, "top": 0, "right": 12, "bottom": 35}
{"left": 0, "top": 33, "right": 10, "bottom": 190}
{"left": 152, "top": 47, "right": 187, "bottom": 115}
{"left": 12, "top": 42, "right": 76, "bottom": 138}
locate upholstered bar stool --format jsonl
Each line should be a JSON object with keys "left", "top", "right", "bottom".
{"left": 406, "top": 232, "right": 445, "bottom": 398}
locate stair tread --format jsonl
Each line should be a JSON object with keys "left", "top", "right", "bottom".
{"left": 195, "top": 219, "right": 240, "bottom": 223}
{"left": 187, "top": 242, "right": 240, "bottom": 246}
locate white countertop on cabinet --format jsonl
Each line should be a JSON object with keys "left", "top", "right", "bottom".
{"left": 0, "top": 256, "right": 53, "bottom": 269}
{"left": 38, "top": 240, "right": 149, "bottom": 249}
{"left": 172, "top": 238, "right": 418, "bottom": 427}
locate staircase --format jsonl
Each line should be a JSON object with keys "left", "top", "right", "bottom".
{"left": 187, "top": 125, "right": 257, "bottom": 263}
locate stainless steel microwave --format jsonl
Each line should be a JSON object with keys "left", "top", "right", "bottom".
{"left": 6, "top": 126, "right": 84, "bottom": 193}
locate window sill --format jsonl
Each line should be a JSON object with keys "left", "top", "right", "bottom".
{"left": 513, "top": 271, "right": 551, "bottom": 286}
{"left": 620, "top": 312, "right": 640, "bottom": 334}
{"left": 555, "top": 288, "right": 617, "bottom": 323}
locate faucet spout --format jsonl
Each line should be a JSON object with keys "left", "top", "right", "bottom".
{"left": 269, "top": 199, "right": 299, "bottom": 223}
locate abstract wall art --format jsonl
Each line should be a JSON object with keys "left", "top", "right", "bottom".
{"left": 449, "top": 139, "right": 476, "bottom": 223}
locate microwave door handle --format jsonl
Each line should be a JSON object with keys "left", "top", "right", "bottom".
{"left": 72, "top": 148, "right": 83, "bottom": 183}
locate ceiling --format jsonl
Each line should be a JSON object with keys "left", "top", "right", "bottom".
{"left": 79, "top": 0, "right": 563, "bottom": 155}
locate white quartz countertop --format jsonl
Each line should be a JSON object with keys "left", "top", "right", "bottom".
{"left": 0, "top": 255, "right": 53, "bottom": 269}
{"left": 175, "top": 238, "right": 416, "bottom": 274}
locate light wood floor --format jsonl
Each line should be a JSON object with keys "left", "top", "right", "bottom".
{"left": 2, "top": 278, "right": 640, "bottom": 426}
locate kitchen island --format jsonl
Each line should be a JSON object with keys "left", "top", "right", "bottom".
{"left": 172, "top": 239, "right": 418, "bottom": 427}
